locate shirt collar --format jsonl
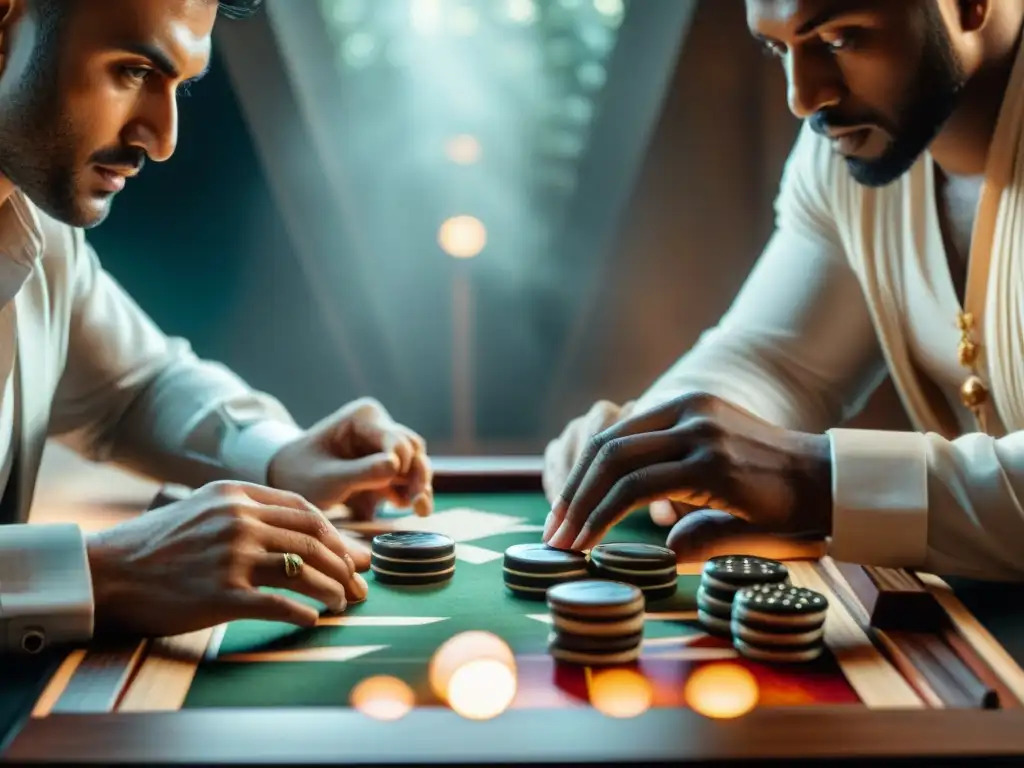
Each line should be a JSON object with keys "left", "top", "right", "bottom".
{"left": 0, "top": 191, "right": 43, "bottom": 308}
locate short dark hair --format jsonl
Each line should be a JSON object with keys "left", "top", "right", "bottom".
{"left": 219, "top": 0, "right": 263, "bottom": 19}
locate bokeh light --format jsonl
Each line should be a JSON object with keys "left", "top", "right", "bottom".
{"left": 350, "top": 675, "right": 416, "bottom": 720}
{"left": 438, "top": 215, "right": 487, "bottom": 258}
{"left": 684, "top": 663, "right": 759, "bottom": 719}
{"left": 589, "top": 668, "right": 653, "bottom": 718}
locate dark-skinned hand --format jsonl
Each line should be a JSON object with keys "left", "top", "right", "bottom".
{"left": 541, "top": 393, "right": 833, "bottom": 556}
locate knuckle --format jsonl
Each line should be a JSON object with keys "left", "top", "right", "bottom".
{"left": 304, "top": 511, "right": 334, "bottom": 541}
{"left": 686, "top": 416, "right": 724, "bottom": 442}
{"left": 223, "top": 513, "right": 257, "bottom": 543}
{"left": 596, "top": 437, "right": 627, "bottom": 466}
{"left": 673, "top": 391, "right": 713, "bottom": 413}
{"left": 352, "top": 396, "right": 383, "bottom": 415}
{"left": 203, "top": 480, "right": 241, "bottom": 499}
{"left": 583, "top": 433, "right": 608, "bottom": 462}
{"left": 615, "top": 470, "right": 646, "bottom": 502}
{"left": 302, "top": 536, "right": 325, "bottom": 562}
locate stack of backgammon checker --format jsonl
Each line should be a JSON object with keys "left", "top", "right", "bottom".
{"left": 545, "top": 580, "right": 645, "bottom": 666}
{"left": 696, "top": 555, "right": 829, "bottom": 663}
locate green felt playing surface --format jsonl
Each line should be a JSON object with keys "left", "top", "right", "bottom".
{"left": 184, "top": 494, "right": 704, "bottom": 708}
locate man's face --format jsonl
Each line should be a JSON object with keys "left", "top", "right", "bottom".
{"left": 747, "top": 0, "right": 967, "bottom": 187}
{"left": 0, "top": 0, "right": 217, "bottom": 228}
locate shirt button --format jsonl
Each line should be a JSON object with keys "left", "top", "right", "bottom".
{"left": 20, "top": 627, "right": 46, "bottom": 654}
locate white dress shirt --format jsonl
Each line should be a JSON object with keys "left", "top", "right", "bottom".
{"left": 0, "top": 191, "right": 304, "bottom": 653}
{"left": 633, "top": 78, "right": 1024, "bottom": 582}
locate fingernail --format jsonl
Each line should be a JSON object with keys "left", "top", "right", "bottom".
{"left": 413, "top": 493, "right": 431, "bottom": 517}
{"left": 542, "top": 512, "right": 557, "bottom": 541}
{"left": 548, "top": 521, "right": 572, "bottom": 549}
{"left": 353, "top": 573, "right": 369, "bottom": 600}
{"left": 344, "top": 553, "right": 356, "bottom": 570}
{"left": 330, "top": 595, "right": 348, "bottom": 614}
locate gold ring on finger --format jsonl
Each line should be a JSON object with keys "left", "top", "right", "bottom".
{"left": 283, "top": 552, "right": 304, "bottom": 578}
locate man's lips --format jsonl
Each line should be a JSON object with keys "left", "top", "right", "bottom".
{"left": 93, "top": 165, "right": 137, "bottom": 192}
{"left": 825, "top": 126, "right": 872, "bottom": 156}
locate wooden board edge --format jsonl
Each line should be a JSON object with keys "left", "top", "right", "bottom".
{"left": 787, "top": 561, "right": 923, "bottom": 709}
{"left": 117, "top": 625, "right": 222, "bottom": 712}
{"left": 919, "top": 573, "right": 1024, "bottom": 705}
{"left": 10, "top": 707, "right": 1024, "bottom": 764}
{"left": 29, "top": 650, "right": 87, "bottom": 717}
{"left": 34, "top": 642, "right": 149, "bottom": 716}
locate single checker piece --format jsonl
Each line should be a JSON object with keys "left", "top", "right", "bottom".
{"left": 370, "top": 531, "right": 456, "bottom": 586}
{"left": 546, "top": 579, "right": 645, "bottom": 666}
{"left": 504, "top": 543, "right": 588, "bottom": 599}
{"left": 697, "top": 555, "right": 789, "bottom": 636}
{"left": 732, "top": 583, "right": 829, "bottom": 663}
{"left": 587, "top": 542, "right": 678, "bottom": 603}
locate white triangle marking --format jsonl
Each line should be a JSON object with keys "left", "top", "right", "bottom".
{"left": 317, "top": 616, "right": 447, "bottom": 627}
{"left": 218, "top": 645, "right": 388, "bottom": 663}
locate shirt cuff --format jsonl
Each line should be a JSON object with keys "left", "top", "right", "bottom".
{"left": 0, "top": 524, "right": 94, "bottom": 653}
{"left": 826, "top": 428, "right": 929, "bottom": 567}
{"left": 219, "top": 420, "right": 305, "bottom": 485}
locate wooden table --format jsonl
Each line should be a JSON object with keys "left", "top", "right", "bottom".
{"left": 6, "top": 446, "right": 1024, "bottom": 764}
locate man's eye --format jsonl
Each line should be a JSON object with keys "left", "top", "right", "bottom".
{"left": 819, "top": 29, "right": 858, "bottom": 52}
{"left": 121, "top": 66, "right": 152, "bottom": 83}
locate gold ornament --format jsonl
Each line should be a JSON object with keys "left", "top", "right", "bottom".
{"left": 960, "top": 374, "right": 989, "bottom": 409}
{"left": 956, "top": 310, "right": 988, "bottom": 433}
{"left": 957, "top": 339, "right": 978, "bottom": 367}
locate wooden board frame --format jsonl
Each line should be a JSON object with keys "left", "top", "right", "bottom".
{"left": 7, "top": 458, "right": 1024, "bottom": 764}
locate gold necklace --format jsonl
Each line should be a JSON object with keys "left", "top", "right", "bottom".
{"left": 957, "top": 310, "right": 989, "bottom": 432}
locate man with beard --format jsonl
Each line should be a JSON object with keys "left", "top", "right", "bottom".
{"left": 542, "top": 0, "right": 1024, "bottom": 581}
{"left": 0, "top": 0, "right": 434, "bottom": 653}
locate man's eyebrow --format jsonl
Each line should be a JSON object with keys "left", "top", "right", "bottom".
{"left": 115, "top": 41, "right": 210, "bottom": 84}
{"left": 795, "top": 4, "right": 853, "bottom": 36}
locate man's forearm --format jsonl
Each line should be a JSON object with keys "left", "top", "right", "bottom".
{"left": 56, "top": 345, "right": 303, "bottom": 489}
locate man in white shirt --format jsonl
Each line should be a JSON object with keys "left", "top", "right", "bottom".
{"left": 0, "top": 0, "right": 434, "bottom": 653}
{"left": 542, "top": 0, "right": 1024, "bottom": 581}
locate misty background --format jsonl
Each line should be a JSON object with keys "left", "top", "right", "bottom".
{"left": 84, "top": 0, "right": 911, "bottom": 458}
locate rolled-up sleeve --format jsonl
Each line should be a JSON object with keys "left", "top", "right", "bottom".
{"left": 48, "top": 229, "right": 304, "bottom": 487}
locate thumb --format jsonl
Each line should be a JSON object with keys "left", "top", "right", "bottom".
{"left": 322, "top": 452, "right": 401, "bottom": 494}
{"left": 667, "top": 509, "right": 827, "bottom": 565}
{"left": 649, "top": 499, "right": 696, "bottom": 527}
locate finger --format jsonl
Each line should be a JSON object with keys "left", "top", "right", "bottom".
{"left": 377, "top": 428, "right": 417, "bottom": 475}
{"left": 666, "top": 509, "right": 826, "bottom": 563}
{"left": 252, "top": 552, "right": 348, "bottom": 613}
{"left": 396, "top": 424, "right": 427, "bottom": 454}
{"left": 256, "top": 518, "right": 369, "bottom": 603}
{"left": 402, "top": 453, "right": 432, "bottom": 509}
{"left": 256, "top": 503, "right": 352, "bottom": 562}
{"left": 230, "top": 589, "right": 321, "bottom": 628}
{"left": 649, "top": 499, "right": 690, "bottom": 527}
{"left": 340, "top": 535, "right": 371, "bottom": 573}
{"left": 542, "top": 438, "right": 566, "bottom": 503}
{"left": 413, "top": 485, "right": 434, "bottom": 517}
{"left": 346, "top": 493, "right": 381, "bottom": 522}
{"left": 327, "top": 453, "right": 402, "bottom": 493}
{"left": 546, "top": 403, "right": 682, "bottom": 541}
{"left": 547, "top": 431, "right": 692, "bottom": 549}
{"left": 565, "top": 457, "right": 709, "bottom": 550}
{"left": 215, "top": 481, "right": 321, "bottom": 514}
